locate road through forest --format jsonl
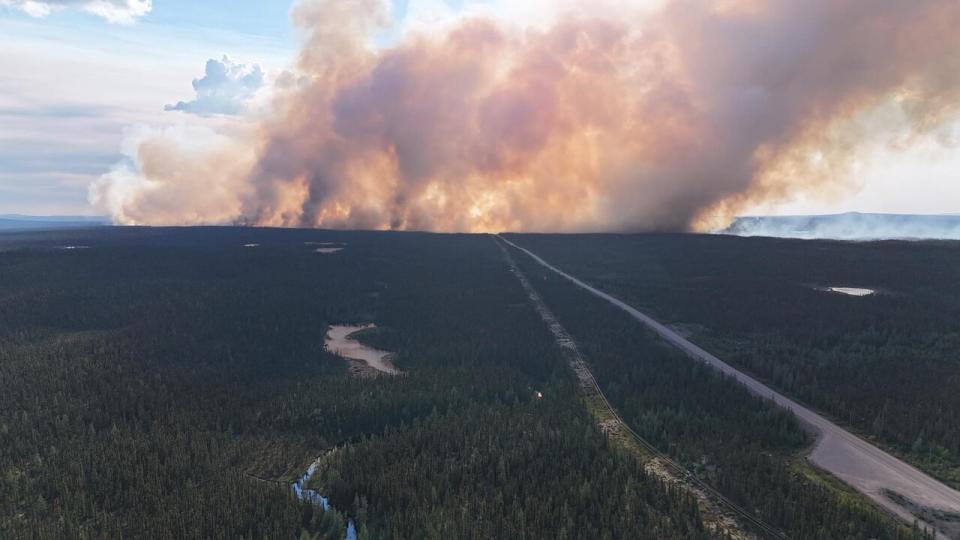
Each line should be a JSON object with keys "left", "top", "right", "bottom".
{"left": 498, "top": 235, "right": 960, "bottom": 539}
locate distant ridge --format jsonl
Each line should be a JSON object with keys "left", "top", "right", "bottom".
{"left": 722, "top": 212, "right": 960, "bottom": 240}
{"left": 0, "top": 215, "right": 109, "bottom": 231}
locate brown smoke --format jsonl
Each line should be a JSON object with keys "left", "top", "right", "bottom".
{"left": 91, "top": 0, "right": 960, "bottom": 232}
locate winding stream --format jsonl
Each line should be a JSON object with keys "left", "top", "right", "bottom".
{"left": 288, "top": 323, "right": 396, "bottom": 538}
{"left": 293, "top": 458, "right": 357, "bottom": 540}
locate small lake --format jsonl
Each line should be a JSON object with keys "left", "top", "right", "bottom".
{"left": 326, "top": 324, "right": 398, "bottom": 375}
{"left": 308, "top": 242, "right": 346, "bottom": 254}
{"left": 825, "top": 287, "right": 875, "bottom": 297}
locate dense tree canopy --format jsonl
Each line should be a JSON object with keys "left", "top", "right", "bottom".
{"left": 0, "top": 228, "right": 706, "bottom": 539}
{"left": 0, "top": 228, "right": 932, "bottom": 539}
{"left": 509, "top": 241, "right": 926, "bottom": 540}
{"left": 508, "top": 233, "right": 960, "bottom": 490}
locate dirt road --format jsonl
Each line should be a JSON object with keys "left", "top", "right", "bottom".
{"left": 499, "top": 235, "right": 960, "bottom": 539}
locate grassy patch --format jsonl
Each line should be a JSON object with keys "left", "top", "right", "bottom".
{"left": 583, "top": 394, "right": 657, "bottom": 462}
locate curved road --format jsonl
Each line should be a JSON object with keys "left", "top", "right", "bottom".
{"left": 499, "top": 235, "right": 960, "bottom": 539}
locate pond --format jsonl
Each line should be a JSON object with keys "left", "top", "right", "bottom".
{"left": 825, "top": 287, "right": 875, "bottom": 297}
{"left": 307, "top": 242, "right": 346, "bottom": 254}
{"left": 326, "top": 324, "right": 399, "bottom": 375}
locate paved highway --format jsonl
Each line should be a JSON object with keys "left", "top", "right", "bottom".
{"left": 500, "top": 235, "right": 960, "bottom": 539}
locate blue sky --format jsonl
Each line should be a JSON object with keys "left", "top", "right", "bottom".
{"left": 0, "top": 0, "right": 488, "bottom": 215}
{"left": 0, "top": 0, "right": 302, "bottom": 214}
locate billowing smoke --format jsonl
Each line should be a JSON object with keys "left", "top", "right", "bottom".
{"left": 90, "top": 0, "right": 960, "bottom": 233}
{"left": 724, "top": 213, "right": 960, "bottom": 241}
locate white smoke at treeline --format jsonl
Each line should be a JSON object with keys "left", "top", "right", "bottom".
{"left": 90, "top": 0, "right": 960, "bottom": 233}
{"left": 724, "top": 213, "right": 960, "bottom": 241}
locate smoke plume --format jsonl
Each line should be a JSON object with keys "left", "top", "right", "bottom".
{"left": 724, "top": 213, "right": 960, "bottom": 241}
{"left": 90, "top": 0, "right": 960, "bottom": 232}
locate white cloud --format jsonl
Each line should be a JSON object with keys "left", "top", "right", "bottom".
{"left": 0, "top": 2, "right": 293, "bottom": 216}
{"left": 165, "top": 56, "right": 265, "bottom": 116}
{"left": 0, "top": 0, "right": 151, "bottom": 24}
{"left": 82, "top": 0, "right": 150, "bottom": 24}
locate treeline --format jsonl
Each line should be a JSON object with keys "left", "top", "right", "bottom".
{"left": 508, "top": 233, "right": 960, "bottom": 488}
{"left": 509, "top": 240, "right": 930, "bottom": 540}
{"left": 0, "top": 228, "right": 714, "bottom": 539}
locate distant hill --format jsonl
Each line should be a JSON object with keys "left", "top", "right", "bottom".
{"left": 0, "top": 215, "right": 109, "bottom": 231}
{"left": 722, "top": 213, "right": 960, "bottom": 240}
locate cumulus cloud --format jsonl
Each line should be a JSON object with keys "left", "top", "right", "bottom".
{"left": 92, "top": 0, "right": 960, "bottom": 233}
{"left": 164, "top": 56, "right": 265, "bottom": 116}
{"left": 1, "top": 0, "right": 151, "bottom": 23}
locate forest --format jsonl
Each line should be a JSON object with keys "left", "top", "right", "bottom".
{"left": 507, "top": 239, "right": 929, "bottom": 539}
{"left": 0, "top": 227, "right": 937, "bottom": 539}
{"left": 0, "top": 227, "right": 708, "bottom": 539}
{"left": 506, "top": 233, "right": 960, "bottom": 490}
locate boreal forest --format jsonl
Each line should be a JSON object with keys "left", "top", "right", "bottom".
{"left": 0, "top": 227, "right": 948, "bottom": 539}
